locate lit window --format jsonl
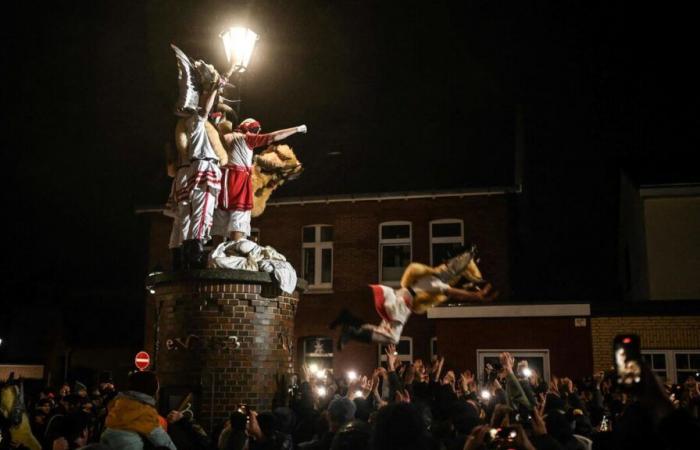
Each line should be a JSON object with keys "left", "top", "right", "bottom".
{"left": 302, "top": 225, "right": 333, "bottom": 290}
{"left": 379, "top": 221, "right": 412, "bottom": 284}
{"left": 303, "top": 336, "right": 334, "bottom": 375}
{"left": 430, "top": 219, "right": 464, "bottom": 266}
{"left": 477, "top": 349, "right": 550, "bottom": 383}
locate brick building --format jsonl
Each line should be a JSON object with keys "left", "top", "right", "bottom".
{"left": 140, "top": 177, "right": 700, "bottom": 384}
{"left": 144, "top": 187, "right": 517, "bottom": 378}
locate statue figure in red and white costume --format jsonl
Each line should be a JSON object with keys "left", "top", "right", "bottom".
{"left": 212, "top": 118, "right": 307, "bottom": 241}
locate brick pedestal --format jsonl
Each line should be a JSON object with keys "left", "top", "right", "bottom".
{"left": 145, "top": 270, "right": 303, "bottom": 426}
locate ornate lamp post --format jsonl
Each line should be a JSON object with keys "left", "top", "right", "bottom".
{"left": 220, "top": 26, "right": 259, "bottom": 119}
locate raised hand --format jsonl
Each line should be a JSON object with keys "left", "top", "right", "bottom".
{"left": 167, "top": 410, "right": 184, "bottom": 423}
{"left": 301, "top": 364, "right": 312, "bottom": 383}
{"left": 433, "top": 356, "right": 445, "bottom": 381}
{"left": 360, "top": 375, "right": 373, "bottom": 396}
{"left": 533, "top": 402, "right": 547, "bottom": 436}
{"left": 464, "top": 425, "right": 490, "bottom": 450}
{"left": 395, "top": 388, "right": 411, "bottom": 403}
{"left": 246, "top": 410, "right": 262, "bottom": 439}
{"left": 499, "top": 352, "right": 515, "bottom": 373}
{"left": 385, "top": 344, "right": 398, "bottom": 372}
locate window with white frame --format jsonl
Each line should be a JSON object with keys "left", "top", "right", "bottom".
{"left": 302, "top": 336, "right": 334, "bottom": 375}
{"left": 302, "top": 225, "right": 333, "bottom": 290}
{"left": 378, "top": 337, "right": 413, "bottom": 365}
{"left": 477, "top": 349, "right": 550, "bottom": 383}
{"left": 430, "top": 219, "right": 464, "bottom": 266}
{"left": 379, "top": 221, "right": 412, "bottom": 284}
{"left": 675, "top": 352, "right": 700, "bottom": 383}
{"left": 642, "top": 350, "right": 700, "bottom": 383}
{"left": 641, "top": 352, "right": 669, "bottom": 382}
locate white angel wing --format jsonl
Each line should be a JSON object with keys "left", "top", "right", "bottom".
{"left": 171, "top": 44, "right": 200, "bottom": 116}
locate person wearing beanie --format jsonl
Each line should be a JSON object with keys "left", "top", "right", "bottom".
{"left": 73, "top": 382, "right": 88, "bottom": 399}
{"left": 100, "top": 371, "right": 176, "bottom": 450}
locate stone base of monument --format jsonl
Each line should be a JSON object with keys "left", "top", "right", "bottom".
{"left": 145, "top": 269, "right": 304, "bottom": 430}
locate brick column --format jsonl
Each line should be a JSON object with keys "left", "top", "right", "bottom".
{"left": 145, "top": 270, "right": 302, "bottom": 427}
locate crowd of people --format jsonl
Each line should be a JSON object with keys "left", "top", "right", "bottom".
{"left": 2, "top": 347, "right": 699, "bottom": 450}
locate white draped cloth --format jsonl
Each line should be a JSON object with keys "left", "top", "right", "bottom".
{"left": 209, "top": 239, "right": 297, "bottom": 294}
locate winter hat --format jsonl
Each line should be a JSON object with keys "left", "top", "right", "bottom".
{"left": 328, "top": 396, "right": 356, "bottom": 425}
{"left": 127, "top": 371, "right": 159, "bottom": 397}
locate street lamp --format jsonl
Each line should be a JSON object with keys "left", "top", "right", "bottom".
{"left": 220, "top": 26, "right": 259, "bottom": 76}
{"left": 219, "top": 26, "right": 259, "bottom": 122}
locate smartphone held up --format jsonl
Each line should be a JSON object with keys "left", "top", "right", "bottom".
{"left": 613, "top": 334, "right": 642, "bottom": 387}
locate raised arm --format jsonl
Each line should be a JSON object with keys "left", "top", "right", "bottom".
{"left": 267, "top": 125, "right": 307, "bottom": 143}
{"left": 444, "top": 283, "right": 496, "bottom": 302}
{"left": 199, "top": 86, "right": 219, "bottom": 118}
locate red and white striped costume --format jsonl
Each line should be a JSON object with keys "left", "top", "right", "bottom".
{"left": 369, "top": 276, "right": 449, "bottom": 343}
{"left": 212, "top": 131, "right": 273, "bottom": 237}
{"left": 184, "top": 114, "right": 221, "bottom": 241}
{"left": 165, "top": 164, "right": 190, "bottom": 249}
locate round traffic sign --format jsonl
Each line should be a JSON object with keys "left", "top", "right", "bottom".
{"left": 134, "top": 351, "right": 151, "bottom": 371}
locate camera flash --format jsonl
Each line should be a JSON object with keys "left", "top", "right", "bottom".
{"left": 481, "top": 390, "right": 491, "bottom": 400}
{"left": 309, "top": 363, "right": 319, "bottom": 373}
{"left": 347, "top": 370, "right": 357, "bottom": 381}
{"left": 354, "top": 390, "right": 363, "bottom": 398}
{"left": 522, "top": 368, "right": 532, "bottom": 377}
{"left": 316, "top": 386, "right": 327, "bottom": 397}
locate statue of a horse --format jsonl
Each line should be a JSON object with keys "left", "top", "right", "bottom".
{"left": 251, "top": 144, "right": 303, "bottom": 217}
{"left": 0, "top": 375, "right": 41, "bottom": 450}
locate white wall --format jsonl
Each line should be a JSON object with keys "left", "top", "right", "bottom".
{"left": 644, "top": 196, "right": 700, "bottom": 300}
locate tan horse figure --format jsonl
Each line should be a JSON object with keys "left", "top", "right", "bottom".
{"left": 0, "top": 376, "right": 41, "bottom": 450}
{"left": 250, "top": 144, "right": 303, "bottom": 217}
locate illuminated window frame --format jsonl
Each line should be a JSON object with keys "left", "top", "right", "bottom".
{"left": 642, "top": 350, "right": 700, "bottom": 383}
{"left": 302, "top": 225, "right": 333, "bottom": 291}
{"left": 429, "top": 219, "right": 464, "bottom": 266}
{"left": 477, "top": 349, "right": 551, "bottom": 383}
{"left": 378, "top": 337, "right": 414, "bottom": 365}
{"left": 379, "top": 221, "right": 412, "bottom": 286}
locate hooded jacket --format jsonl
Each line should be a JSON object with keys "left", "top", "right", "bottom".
{"left": 100, "top": 391, "right": 176, "bottom": 450}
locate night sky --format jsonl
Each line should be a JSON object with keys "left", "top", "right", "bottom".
{"left": 2, "top": 1, "right": 698, "bottom": 351}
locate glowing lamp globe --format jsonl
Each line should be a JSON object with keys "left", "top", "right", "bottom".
{"left": 221, "top": 26, "right": 259, "bottom": 73}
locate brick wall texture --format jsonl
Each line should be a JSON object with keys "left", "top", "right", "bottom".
{"left": 152, "top": 280, "right": 298, "bottom": 420}
{"left": 591, "top": 316, "right": 700, "bottom": 373}
{"left": 146, "top": 194, "right": 511, "bottom": 378}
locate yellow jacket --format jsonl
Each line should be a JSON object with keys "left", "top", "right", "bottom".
{"left": 101, "top": 391, "right": 176, "bottom": 450}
